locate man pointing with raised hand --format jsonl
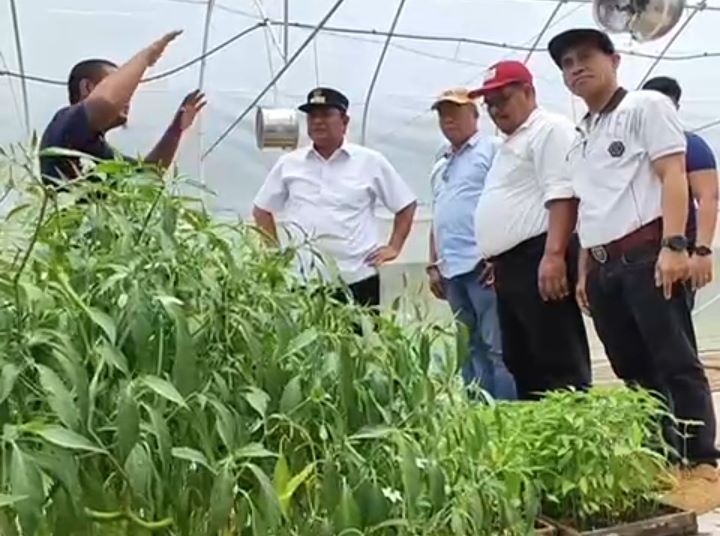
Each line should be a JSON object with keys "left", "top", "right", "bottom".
{"left": 40, "top": 31, "right": 206, "bottom": 184}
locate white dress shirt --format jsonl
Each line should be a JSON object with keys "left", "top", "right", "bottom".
{"left": 566, "top": 89, "right": 686, "bottom": 248}
{"left": 474, "top": 108, "right": 577, "bottom": 258}
{"left": 253, "top": 142, "right": 416, "bottom": 284}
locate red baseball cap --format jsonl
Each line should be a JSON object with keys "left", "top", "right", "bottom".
{"left": 469, "top": 61, "right": 534, "bottom": 98}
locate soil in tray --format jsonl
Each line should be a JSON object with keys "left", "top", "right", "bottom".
{"left": 546, "top": 504, "right": 698, "bottom": 535}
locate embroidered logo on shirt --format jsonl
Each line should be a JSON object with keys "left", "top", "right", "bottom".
{"left": 608, "top": 140, "right": 625, "bottom": 158}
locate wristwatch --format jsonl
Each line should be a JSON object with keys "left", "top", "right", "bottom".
{"left": 694, "top": 245, "right": 713, "bottom": 257}
{"left": 661, "top": 235, "right": 688, "bottom": 253}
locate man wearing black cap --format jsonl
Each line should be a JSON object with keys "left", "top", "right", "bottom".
{"left": 548, "top": 29, "right": 719, "bottom": 475}
{"left": 252, "top": 87, "right": 417, "bottom": 307}
{"left": 642, "top": 76, "right": 718, "bottom": 308}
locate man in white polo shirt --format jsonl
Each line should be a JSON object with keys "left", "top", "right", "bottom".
{"left": 548, "top": 29, "right": 718, "bottom": 472}
{"left": 252, "top": 87, "right": 417, "bottom": 306}
{"left": 471, "top": 61, "right": 591, "bottom": 400}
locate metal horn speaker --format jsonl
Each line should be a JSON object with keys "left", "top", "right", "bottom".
{"left": 593, "top": 0, "right": 686, "bottom": 41}
{"left": 255, "top": 107, "right": 300, "bottom": 150}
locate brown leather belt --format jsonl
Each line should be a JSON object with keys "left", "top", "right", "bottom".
{"left": 589, "top": 219, "right": 662, "bottom": 264}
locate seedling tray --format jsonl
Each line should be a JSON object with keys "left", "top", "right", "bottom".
{"left": 542, "top": 506, "right": 698, "bottom": 536}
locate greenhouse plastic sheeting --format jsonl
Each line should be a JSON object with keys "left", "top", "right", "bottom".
{"left": 3, "top": 0, "right": 720, "bottom": 217}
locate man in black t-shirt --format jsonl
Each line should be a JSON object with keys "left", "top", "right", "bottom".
{"left": 39, "top": 31, "right": 206, "bottom": 185}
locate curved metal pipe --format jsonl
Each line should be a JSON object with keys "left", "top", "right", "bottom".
{"left": 197, "top": 0, "right": 216, "bottom": 186}
{"left": 201, "top": 0, "right": 347, "bottom": 160}
{"left": 360, "top": 0, "right": 408, "bottom": 145}
{"left": 283, "top": 0, "right": 290, "bottom": 63}
{"left": 251, "top": 0, "right": 285, "bottom": 60}
{"left": 636, "top": 0, "right": 706, "bottom": 88}
{"left": 267, "top": 20, "right": 720, "bottom": 62}
{"left": 198, "top": 0, "right": 216, "bottom": 90}
{"left": 524, "top": 0, "right": 565, "bottom": 64}
{"left": 8, "top": 0, "right": 30, "bottom": 136}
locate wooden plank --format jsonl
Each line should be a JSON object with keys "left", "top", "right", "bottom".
{"left": 544, "top": 508, "right": 698, "bottom": 536}
{"left": 536, "top": 518, "right": 558, "bottom": 535}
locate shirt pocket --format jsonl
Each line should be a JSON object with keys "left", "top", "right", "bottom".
{"left": 286, "top": 174, "right": 320, "bottom": 202}
{"left": 322, "top": 178, "right": 372, "bottom": 210}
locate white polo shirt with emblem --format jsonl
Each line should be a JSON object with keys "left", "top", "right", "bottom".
{"left": 474, "top": 107, "right": 577, "bottom": 258}
{"left": 253, "top": 142, "right": 416, "bottom": 284}
{"left": 566, "top": 89, "right": 687, "bottom": 248}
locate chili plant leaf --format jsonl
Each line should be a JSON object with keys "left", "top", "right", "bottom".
{"left": 283, "top": 328, "right": 318, "bottom": 358}
{"left": 0, "top": 363, "right": 21, "bottom": 404}
{"left": 37, "top": 364, "right": 80, "bottom": 431}
{"left": 279, "top": 375, "right": 303, "bottom": 415}
{"left": 117, "top": 384, "right": 140, "bottom": 464}
{"left": 125, "top": 443, "right": 153, "bottom": 505}
{"left": 10, "top": 444, "right": 43, "bottom": 536}
{"left": 233, "top": 443, "right": 276, "bottom": 460}
{"left": 141, "top": 375, "right": 187, "bottom": 408}
{"left": 0, "top": 494, "right": 27, "bottom": 507}
{"left": 246, "top": 463, "right": 282, "bottom": 529}
{"left": 208, "top": 462, "right": 235, "bottom": 534}
{"left": 98, "top": 340, "right": 129, "bottom": 375}
{"left": 171, "top": 312, "right": 198, "bottom": 396}
{"left": 172, "top": 447, "right": 214, "bottom": 473}
{"left": 33, "top": 425, "right": 106, "bottom": 453}
{"left": 244, "top": 387, "right": 270, "bottom": 418}
{"left": 278, "top": 463, "right": 316, "bottom": 516}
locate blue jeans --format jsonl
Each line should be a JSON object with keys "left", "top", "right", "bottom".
{"left": 444, "top": 270, "right": 517, "bottom": 400}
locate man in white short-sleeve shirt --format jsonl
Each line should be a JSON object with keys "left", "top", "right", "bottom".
{"left": 549, "top": 28, "right": 718, "bottom": 473}
{"left": 470, "top": 61, "right": 591, "bottom": 400}
{"left": 252, "top": 87, "right": 417, "bottom": 307}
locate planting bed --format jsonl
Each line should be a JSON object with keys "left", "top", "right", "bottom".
{"left": 546, "top": 505, "right": 698, "bottom": 535}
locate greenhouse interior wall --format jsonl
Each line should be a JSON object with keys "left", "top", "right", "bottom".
{"left": 2, "top": 0, "right": 720, "bottom": 359}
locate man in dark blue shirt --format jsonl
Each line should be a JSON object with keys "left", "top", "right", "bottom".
{"left": 643, "top": 77, "right": 718, "bottom": 306}
{"left": 40, "top": 31, "right": 206, "bottom": 185}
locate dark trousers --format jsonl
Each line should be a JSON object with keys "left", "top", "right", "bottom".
{"left": 586, "top": 244, "right": 718, "bottom": 465}
{"left": 492, "top": 233, "right": 592, "bottom": 400}
{"left": 333, "top": 275, "right": 380, "bottom": 308}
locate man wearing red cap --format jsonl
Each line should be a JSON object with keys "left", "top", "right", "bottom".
{"left": 548, "top": 28, "right": 718, "bottom": 479}
{"left": 471, "top": 61, "right": 591, "bottom": 400}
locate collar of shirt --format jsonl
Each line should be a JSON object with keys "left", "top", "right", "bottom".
{"left": 305, "top": 140, "right": 353, "bottom": 162}
{"left": 505, "top": 107, "right": 543, "bottom": 140}
{"left": 445, "top": 130, "right": 482, "bottom": 157}
{"left": 580, "top": 87, "right": 628, "bottom": 134}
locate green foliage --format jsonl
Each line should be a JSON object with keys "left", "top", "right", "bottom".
{"left": 482, "top": 388, "right": 672, "bottom": 530}
{"left": 0, "top": 157, "right": 539, "bottom": 535}
{"left": 0, "top": 153, "right": 671, "bottom": 535}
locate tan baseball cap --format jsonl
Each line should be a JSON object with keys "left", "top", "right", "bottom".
{"left": 431, "top": 88, "right": 477, "bottom": 110}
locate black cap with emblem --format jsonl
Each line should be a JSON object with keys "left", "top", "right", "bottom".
{"left": 298, "top": 87, "right": 350, "bottom": 114}
{"left": 547, "top": 28, "right": 616, "bottom": 68}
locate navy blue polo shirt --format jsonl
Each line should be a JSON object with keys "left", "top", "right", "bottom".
{"left": 39, "top": 103, "right": 126, "bottom": 184}
{"left": 685, "top": 131, "right": 716, "bottom": 247}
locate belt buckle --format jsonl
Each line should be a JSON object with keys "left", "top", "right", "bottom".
{"left": 590, "top": 246, "right": 608, "bottom": 264}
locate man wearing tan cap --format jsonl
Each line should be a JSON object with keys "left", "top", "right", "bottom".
{"left": 427, "top": 88, "right": 517, "bottom": 399}
{"left": 471, "top": 61, "right": 591, "bottom": 400}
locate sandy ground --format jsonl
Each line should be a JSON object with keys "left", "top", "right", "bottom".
{"left": 698, "top": 392, "right": 720, "bottom": 535}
